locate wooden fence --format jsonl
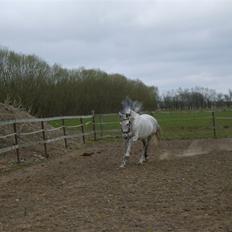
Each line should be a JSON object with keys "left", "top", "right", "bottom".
{"left": 1, "top": 111, "right": 231, "bottom": 163}
{"left": 0, "top": 111, "right": 120, "bottom": 163}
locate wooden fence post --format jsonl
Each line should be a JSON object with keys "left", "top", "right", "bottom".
{"left": 13, "top": 122, "right": 20, "bottom": 163}
{"left": 62, "top": 119, "right": 68, "bottom": 149}
{"left": 212, "top": 111, "right": 217, "bottom": 138}
{"left": 100, "top": 114, "right": 103, "bottom": 137}
{"left": 41, "top": 121, "right": 48, "bottom": 158}
{"left": 80, "top": 117, "right": 85, "bottom": 144}
{"left": 92, "top": 110, "right": 97, "bottom": 141}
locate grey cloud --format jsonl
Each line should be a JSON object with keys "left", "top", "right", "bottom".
{"left": 0, "top": 0, "right": 232, "bottom": 94}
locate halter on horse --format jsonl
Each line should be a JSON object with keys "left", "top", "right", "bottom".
{"left": 119, "top": 99, "right": 160, "bottom": 168}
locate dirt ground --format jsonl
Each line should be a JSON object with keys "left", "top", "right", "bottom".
{"left": 0, "top": 138, "right": 232, "bottom": 232}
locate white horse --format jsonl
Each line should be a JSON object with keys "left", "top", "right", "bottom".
{"left": 119, "top": 108, "right": 160, "bottom": 168}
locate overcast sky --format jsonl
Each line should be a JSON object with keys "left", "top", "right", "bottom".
{"left": 1, "top": 0, "right": 232, "bottom": 94}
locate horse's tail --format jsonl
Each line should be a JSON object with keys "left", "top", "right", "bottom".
{"left": 154, "top": 126, "right": 161, "bottom": 145}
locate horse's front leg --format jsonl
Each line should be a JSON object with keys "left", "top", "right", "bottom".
{"left": 120, "top": 138, "right": 133, "bottom": 168}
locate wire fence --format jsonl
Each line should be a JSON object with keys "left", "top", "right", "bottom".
{"left": 155, "top": 112, "right": 232, "bottom": 140}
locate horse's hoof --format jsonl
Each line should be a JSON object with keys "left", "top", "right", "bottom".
{"left": 120, "top": 162, "right": 126, "bottom": 168}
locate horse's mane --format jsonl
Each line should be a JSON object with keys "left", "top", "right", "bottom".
{"left": 121, "top": 97, "right": 142, "bottom": 114}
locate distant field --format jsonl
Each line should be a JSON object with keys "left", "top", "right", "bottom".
{"left": 49, "top": 110, "right": 232, "bottom": 140}
{"left": 153, "top": 110, "right": 232, "bottom": 139}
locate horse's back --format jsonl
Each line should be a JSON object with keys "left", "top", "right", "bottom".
{"left": 137, "top": 114, "right": 159, "bottom": 138}
{"left": 141, "top": 114, "right": 159, "bottom": 127}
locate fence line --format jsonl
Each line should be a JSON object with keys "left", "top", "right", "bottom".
{"left": 46, "top": 127, "right": 63, "bottom": 132}
{"left": 0, "top": 115, "right": 93, "bottom": 126}
{"left": 95, "top": 121, "right": 119, "bottom": 125}
{"left": 1, "top": 111, "right": 232, "bottom": 162}
{"left": 216, "top": 117, "right": 232, "bottom": 120}
{"left": 0, "top": 132, "right": 97, "bottom": 155}
{"left": 0, "top": 133, "right": 16, "bottom": 139}
{"left": 157, "top": 116, "right": 211, "bottom": 122}
{"left": 0, "top": 113, "right": 97, "bottom": 162}
{"left": 20, "top": 129, "right": 44, "bottom": 136}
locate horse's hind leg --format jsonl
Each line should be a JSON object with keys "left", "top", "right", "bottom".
{"left": 140, "top": 136, "right": 151, "bottom": 164}
{"left": 139, "top": 139, "right": 147, "bottom": 164}
{"left": 145, "top": 136, "right": 152, "bottom": 161}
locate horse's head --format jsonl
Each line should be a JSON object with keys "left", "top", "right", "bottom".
{"left": 119, "top": 111, "right": 131, "bottom": 139}
{"left": 119, "top": 110, "right": 137, "bottom": 140}
{"left": 119, "top": 97, "right": 142, "bottom": 140}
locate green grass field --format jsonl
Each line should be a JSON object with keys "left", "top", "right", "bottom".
{"left": 153, "top": 111, "right": 232, "bottom": 139}
{"left": 49, "top": 110, "right": 232, "bottom": 140}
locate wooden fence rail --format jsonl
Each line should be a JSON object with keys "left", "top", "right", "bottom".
{"left": 0, "top": 115, "right": 93, "bottom": 126}
{"left": 0, "top": 113, "right": 99, "bottom": 162}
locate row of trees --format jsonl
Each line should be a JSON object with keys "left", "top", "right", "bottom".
{"left": 0, "top": 48, "right": 158, "bottom": 116}
{"left": 0, "top": 47, "right": 231, "bottom": 116}
{"left": 159, "top": 87, "right": 232, "bottom": 110}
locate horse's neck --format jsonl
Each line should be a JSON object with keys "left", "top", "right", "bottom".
{"left": 130, "top": 111, "right": 140, "bottom": 128}
{"left": 130, "top": 110, "right": 139, "bottom": 119}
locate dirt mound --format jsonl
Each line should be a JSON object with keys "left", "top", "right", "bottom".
{"left": 0, "top": 103, "right": 66, "bottom": 166}
{"left": 0, "top": 103, "right": 33, "bottom": 121}
{"left": 0, "top": 103, "right": 37, "bottom": 148}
